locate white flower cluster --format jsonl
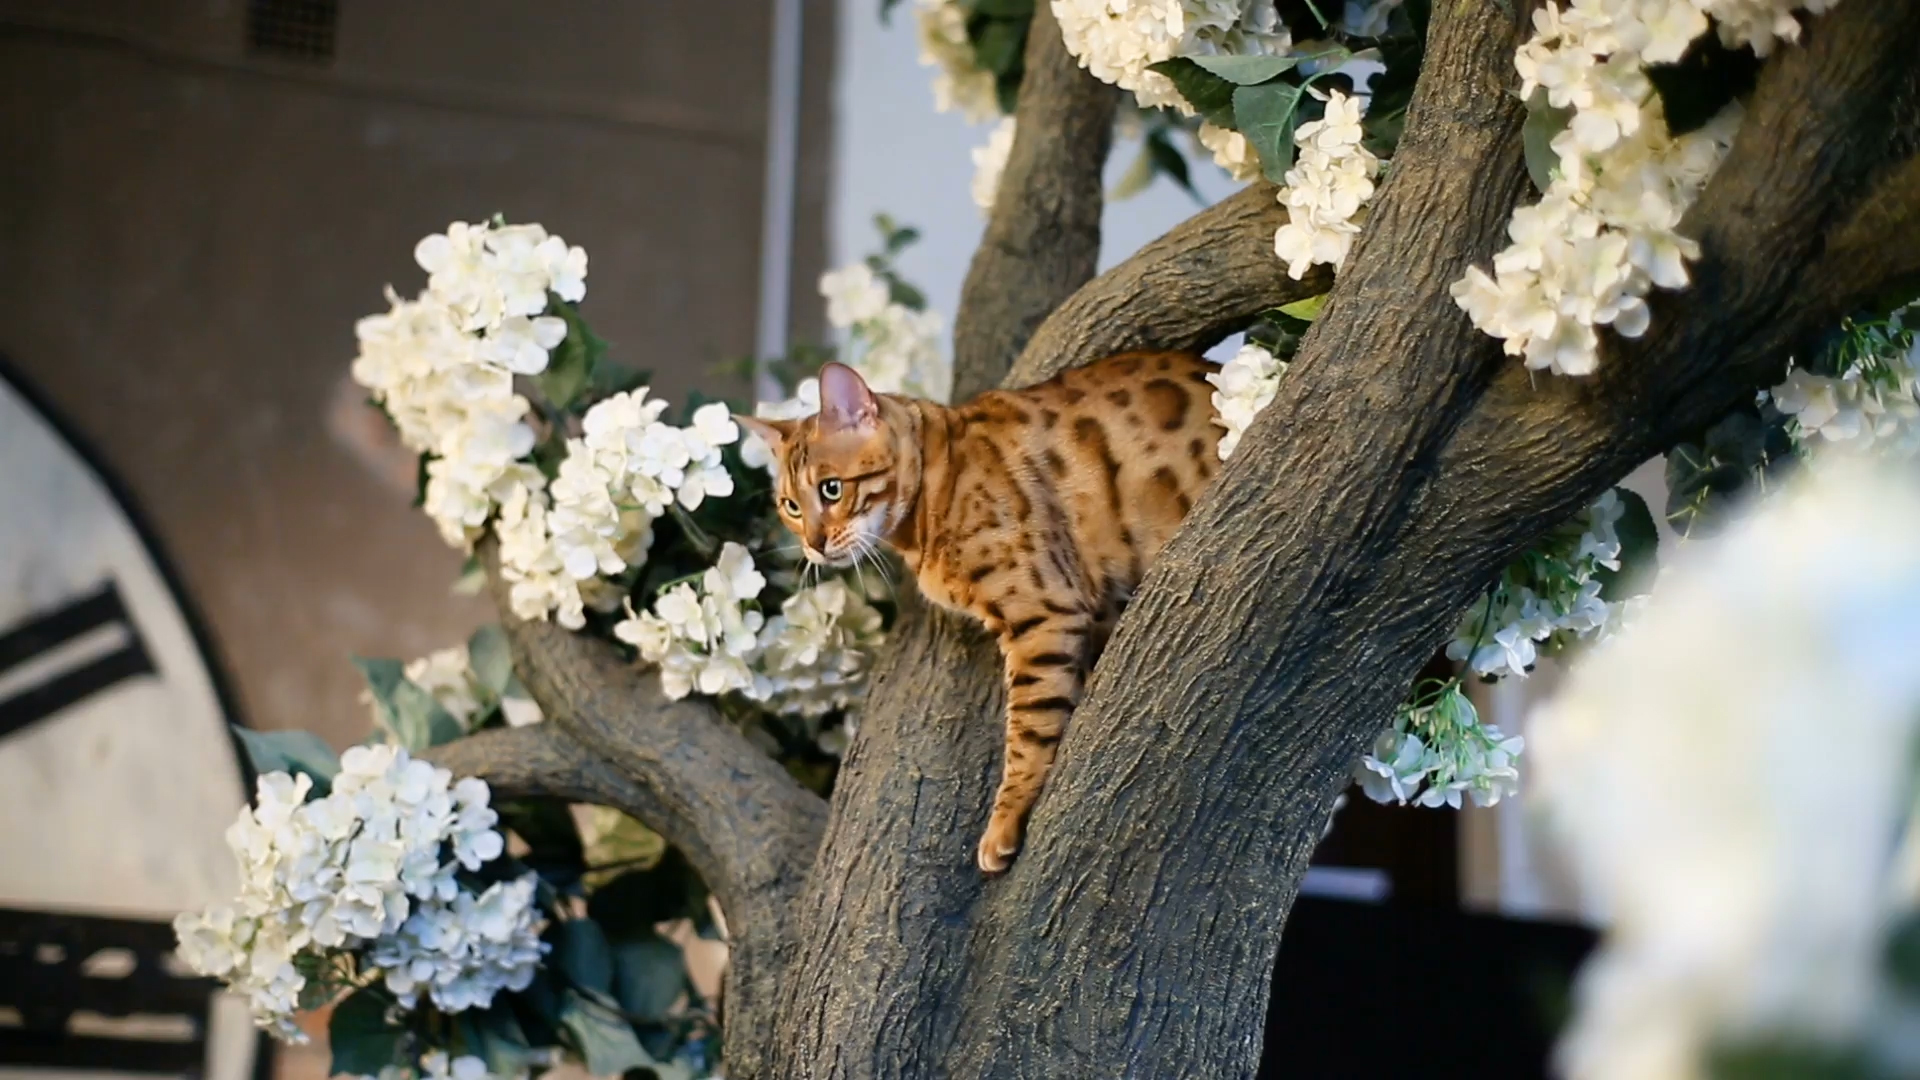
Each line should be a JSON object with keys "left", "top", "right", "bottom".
{"left": 1530, "top": 458, "right": 1920, "bottom": 1080}
{"left": 1051, "top": 0, "right": 1292, "bottom": 111}
{"left": 1360, "top": 682, "right": 1524, "bottom": 809}
{"left": 497, "top": 390, "right": 742, "bottom": 630}
{"left": 399, "top": 647, "right": 485, "bottom": 728}
{"left": 1205, "top": 341, "right": 1288, "bottom": 460}
{"left": 1272, "top": 90, "right": 1382, "bottom": 280}
{"left": 388, "top": 645, "right": 544, "bottom": 729}
{"left": 818, "top": 263, "right": 950, "bottom": 401}
{"left": 916, "top": 0, "right": 1000, "bottom": 123}
{"left": 755, "top": 578, "right": 888, "bottom": 718}
{"left": 616, "top": 543, "right": 768, "bottom": 700}
{"left": 1197, "top": 121, "right": 1262, "bottom": 182}
{"left": 1773, "top": 335, "right": 1920, "bottom": 459}
{"left": 173, "top": 747, "right": 545, "bottom": 1040}
{"left": 614, "top": 545, "right": 888, "bottom": 717}
{"left": 1448, "top": 489, "right": 1626, "bottom": 679}
{"left": 971, "top": 116, "right": 1019, "bottom": 214}
{"left": 1451, "top": 1, "right": 1840, "bottom": 376}
{"left": 351, "top": 221, "right": 586, "bottom": 546}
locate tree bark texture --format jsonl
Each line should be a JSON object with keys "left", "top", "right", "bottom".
{"left": 421, "top": 1, "right": 1920, "bottom": 1076}
{"left": 952, "top": 3, "right": 1118, "bottom": 400}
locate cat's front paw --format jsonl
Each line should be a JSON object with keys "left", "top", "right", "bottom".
{"left": 977, "top": 817, "right": 1023, "bottom": 874}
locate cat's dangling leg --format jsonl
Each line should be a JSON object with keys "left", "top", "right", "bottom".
{"left": 978, "top": 603, "right": 1090, "bottom": 873}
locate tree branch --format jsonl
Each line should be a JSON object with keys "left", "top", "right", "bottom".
{"left": 1008, "top": 182, "right": 1330, "bottom": 387}
{"left": 421, "top": 723, "right": 670, "bottom": 823}
{"left": 951, "top": 2, "right": 1118, "bottom": 398}
{"left": 469, "top": 541, "right": 825, "bottom": 1077}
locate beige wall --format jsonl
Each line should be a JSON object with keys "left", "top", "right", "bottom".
{"left": 0, "top": 0, "right": 833, "bottom": 749}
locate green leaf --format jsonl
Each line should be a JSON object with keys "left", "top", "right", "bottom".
{"left": 589, "top": 848, "right": 710, "bottom": 941}
{"left": 1277, "top": 294, "right": 1327, "bottom": 322}
{"left": 231, "top": 726, "right": 339, "bottom": 794}
{"left": 328, "top": 989, "right": 406, "bottom": 1076}
{"left": 542, "top": 301, "right": 608, "bottom": 411}
{"left": 456, "top": 1005, "right": 536, "bottom": 1074}
{"left": 587, "top": 359, "right": 651, "bottom": 402}
{"left": 554, "top": 917, "right": 617, "bottom": 995}
{"left": 970, "top": 0, "right": 1033, "bottom": 16}
{"left": 972, "top": 19, "right": 1025, "bottom": 77}
{"left": 391, "top": 677, "right": 466, "bottom": 749}
{"left": 467, "top": 624, "right": 514, "bottom": 696}
{"left": 1144, "top": 127, "right": 1201, "bottom": 203}
{"left": 1522, "top": 89, "right": 1572, "bottom": 193}
{"left": 351, "top": 656, "right": 414, "bottom": 745}
{"left": 559, "top": 988, "right": 654, "bottom": 1075}
{"left": 1189, "top": 54, "right": 1304, "bottom": 86}
{"left": 611, "top": 933, "right": 689, "bottom": 1021}
{"left": 1232, "top": 81, "right": 1306, "bottom": 183}
{"left": 1647, "top": 35, "right": 1761, "bottom": 137}
{"left": 882, "top": 272, "right": 926, "bottom": 312}
{"left": 1146, "top": 58, "right": 1237, "bottom": 127}
{"left": 1595, "top": 487, "right": 1659, "bottom": 601}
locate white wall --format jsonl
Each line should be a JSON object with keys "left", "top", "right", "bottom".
{"left": 830, "top": 1, "right": 1244, "bottom": 354}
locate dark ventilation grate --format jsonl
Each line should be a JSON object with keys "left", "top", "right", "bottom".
{"left": 245, "top": 0, "right": 338, "bottom": 63}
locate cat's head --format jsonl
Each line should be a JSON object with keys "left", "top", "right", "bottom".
{"left": 738, "top": 363, "right": 911, "bottom": 567}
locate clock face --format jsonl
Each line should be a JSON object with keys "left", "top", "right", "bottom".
{"left": 0, "top": 364, "right": 264, "bottom": 1079}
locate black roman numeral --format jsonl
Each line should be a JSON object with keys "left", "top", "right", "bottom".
{"left": 0, "top": 581, "right": 156, "bottom": 742}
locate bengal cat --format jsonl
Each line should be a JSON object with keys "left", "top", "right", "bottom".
{"left": 738, "top": 352, "right": 1220, "bottom": 872}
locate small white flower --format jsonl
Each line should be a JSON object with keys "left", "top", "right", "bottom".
{"left": 971, "top": 116, "right": 1018, "bottom": 213}
{"left": 820, "top": 263, "right": 890, "bottom": 329}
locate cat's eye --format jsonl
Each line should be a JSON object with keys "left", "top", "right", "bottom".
{"left": 781, "top": 497, "right": 801, "bottom": 517}
{"left": 819, "top": 478, "right": 843, "bottom": 502}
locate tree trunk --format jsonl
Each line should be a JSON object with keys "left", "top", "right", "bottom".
{"left": 430, "top": 1, "right": 1920, "bottom": 1076}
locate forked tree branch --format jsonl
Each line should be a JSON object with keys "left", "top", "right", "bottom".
{"left": 951, "top": 2, "right": 1118, "bottom": 398}
{"left": 939, "top": 1, "right": 1920, "bottom": 1076}
{"left": 1008, "top": 181, "right": 1330, "bottom": 387}
{"left": 428, "top": 541, "right": 826, "bottom": 1074}
{"left": 421, "top": 723, "right": 669, "bottom": 823}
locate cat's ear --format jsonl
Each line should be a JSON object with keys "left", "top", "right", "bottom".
{"left": 818, "top": 362, "right": 879, "bottom": 433}
{"left": 735, "top": 414, "right": 794, "bottom": 455}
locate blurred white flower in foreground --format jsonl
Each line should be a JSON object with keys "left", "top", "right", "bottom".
{"left": 1529, "top": 459, "right": 1920, "bottom": 1080}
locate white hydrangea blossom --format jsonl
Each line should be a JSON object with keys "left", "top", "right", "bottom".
{"left": 1447, "top": 489, "right": 1626, "bottom": 679}
{"left": 1205, "top": 341, "right": 1288, "bottom": 460}
{"left": 1772, "top": 335, "right": 1920, "bottom": 459}
{"left": 495, "top": 390, "right": 744, "bottom": 628}
{"left": 1530, "top": 459, "right": 1920, "bottom": 1080}
{"left": 753, "top": 579, "right": 888, "bottom": 717}
{"left": 1452, "top": 1, "right": 1839, "bottom": 376}
{"left": 1197, "top": 121, "right": 1262, "bottom": 182}
{"left": 916, "top": 0, "right": 1000, "bottom": 123}
{"left": 352, "top": 220, "right": 589, "bottom": 546}
{"left": 173, "top": 747, "right": 546, "bottom": 1041}
{"left": 971, "top": 116, "right": 1018, "bottom": 213}
{"left": 818, "top": 264, "right": 951, "bottom": 402}
{"left": 1051, "top": 0, "right": 1292, "bottom": 111}
{"left": 403, "top": 647, "right": 485, "bottom": 728}
{"left": 1272, "top": 90, "right": 1382, "bottom": 280}
{"left": 615, "top": 543, "right": 768, "bottom": 700}
{"left": 1360, "top": 681, "right": 1524, "bottom": 809}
